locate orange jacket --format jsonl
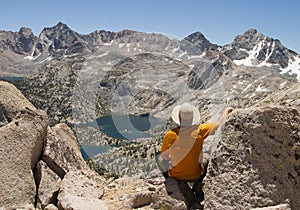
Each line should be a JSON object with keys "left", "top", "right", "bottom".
{"left": 161, "top": 123, "right": 216, "bottom": 180}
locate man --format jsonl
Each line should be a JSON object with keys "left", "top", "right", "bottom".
{"left": 160, "top": 103, "right": 233, "bottom": 208}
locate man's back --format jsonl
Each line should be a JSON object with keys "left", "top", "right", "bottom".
{"left": 161, "top": 123, "right": 215, "bottom": 180}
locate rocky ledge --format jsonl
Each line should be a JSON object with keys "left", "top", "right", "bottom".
{"left": 0, "top": 81, "right": 299, "bottom": 209}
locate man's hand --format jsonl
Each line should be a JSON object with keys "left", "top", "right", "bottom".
{"left": 225, "top": 107, "right": 234, "bottom": 117}
{"left": 217, "top": 107, "right": 234, "bottom": 126}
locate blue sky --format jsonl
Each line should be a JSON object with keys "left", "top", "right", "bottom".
{"left": 1, "top": 0, "right": 300, "bottom": 52}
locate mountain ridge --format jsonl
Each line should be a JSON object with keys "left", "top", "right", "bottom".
{"left": 0, "top": 22, "right": 299, "bottom": 80}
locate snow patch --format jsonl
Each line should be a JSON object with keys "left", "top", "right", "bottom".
{"left": 38, "top": 56, "right": 52, "bottom": 64}
{"left": 232, "top": 39, "right": 281, "bottom": 67}
{"left": 256, "top": 84, "right": 269, "bottom": 92}
{"left": 187, "top": 52, "right": 206, "bottom": 60}
{"left": 24, "top": 51, "right": 39, "bottom": 60}
{"left": 233, "top": 40, "right": 264, "bottom": 66}
{"left": 280, "top": 81, "right": 287, "bottom": 88}
{"left": 24, "top": 55, "right": 35, "bottom": 60}
{"left": 103, "top": 40, "right": 113, "bottom": 46}
{"left": 280, "top": 56, "right": 300, "bottom": 81}
{"left": 97, "top": 52, "right": 109, "bottom": 58}
{"left": 257, "top": 41, "right": 276, "bottom": 67}
{"left": 172, "top": 47, "right": 180, "bottom": 54}
{"left": 178, "top": 50, "right": 187, "bottom": 58}
{"left": 119, "top": 43, "right": 125, "bottom": 48}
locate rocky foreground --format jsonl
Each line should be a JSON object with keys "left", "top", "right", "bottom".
{"left": 0, "top": 81, "right": 299, "bottom": 210}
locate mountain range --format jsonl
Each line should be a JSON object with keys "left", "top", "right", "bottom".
{"left": 0, "top": 22, "right": 299, "bottom": 79}
{"left": 0, "top": 22, "right": 299, "bottom": 177}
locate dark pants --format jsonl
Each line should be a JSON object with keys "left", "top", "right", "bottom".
{"left": 177, "top": 179, "right": 204, "bottom": 208}
{"left": 176, "top": 161, "right": 209, "bottom": 208}
{"left": 157, "top": 152, "right": 209, "bottom": 208}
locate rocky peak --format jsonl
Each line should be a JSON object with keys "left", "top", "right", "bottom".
{"left": 35, "top": 22, "right": 89, "bottom": 56}
{"left": 223, "top": 29, "right": 300, "bottom": 80}
{"left": 0, "top": 27, "right": 37, "bottom": 55}
{"left": 17, "top": 27, "right": 37, "bottom": 53}
{"left": 84, "top": 29, "right": 140, "bottom": 46}
{"left": 232, "top": 28, "right": 266, "bottom": 50}
{"left": 184, "top": 31, "right": 219, "bottom": 52}
{"left": 84, "top": 29, "right": 114, "bottom": 45}
{"left": 116, "top": 29, "right": 140, "bottom": 37}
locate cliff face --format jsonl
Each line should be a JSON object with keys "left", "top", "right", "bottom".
{"left": 205, "top": 106, "right": 300, "bottom": 210}
{"left": 0, "top": 81, "right": 106, "bottom": 209}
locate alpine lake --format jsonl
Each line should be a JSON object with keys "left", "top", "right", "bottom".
{"left": 80, "top": 113, "right": 165, "bottom": 160}
{"left": 0, "top": 77, "right": 166, "bottom": 160}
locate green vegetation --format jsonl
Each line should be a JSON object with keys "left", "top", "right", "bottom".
{"left": 86, "top": 158, "right": 119, "bottom": 180}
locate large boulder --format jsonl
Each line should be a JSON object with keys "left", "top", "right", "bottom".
{"left": 0, "top": 81, "right": 36, "bottom": 126}
{"left": 0, "top": 81, "right": 48, "bottom": 208}
{"left": 36, "top": 160, "right": 61, "bottom": 209}
{"left": 204, "top": 106, "right": 300, "bottom": 209}
{"left": 57, "top": 169, "right": 107, "bottom": 210}
{"left": 101, "top": 171, "right": 187, "bottom": 209}
{"left": 42, "top": 123, "right": 88, "bottom": 178}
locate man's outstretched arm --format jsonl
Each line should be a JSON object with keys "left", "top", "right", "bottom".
{"left": 209, "top": 107, "right": 234, "bottom": 135}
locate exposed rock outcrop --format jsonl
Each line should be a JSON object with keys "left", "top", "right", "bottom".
{"left": 0, "top": 81, "right": 105, "bottom": 209}
{"left": 57, "top": 170, "right": 106, "bottom": 210}
{"left": 101, "top": 171, "right": 187, "bottom": 209}
{"left": 36, "top": 161, "right": 61, "bottom": 209}
{"left": 204, "top": 106, "right": 300, "bottom": 209}
{"left": 0, "top": 81, "right": 48, "bottom": 209}
{"left": 43, "top": 123, "right": 88, "bottom": 178}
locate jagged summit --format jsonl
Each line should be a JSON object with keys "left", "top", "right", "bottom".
{"left": 222, "top": 28, "right": 299, "bottom": 80}
{"left": 184, "top": 31, "right": 219, "bottom": 51}
{"left": 0, "top": 23, "right": 299, "bottom": 80}
{"left": 35, "top": 22, "right": 87, "bottom": 56}
{"left": 43, "top": 22, "right": 70, "bottom": 31}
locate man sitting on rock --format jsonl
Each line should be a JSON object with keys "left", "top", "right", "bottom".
{"left": 159, "top": 103, "right": 233, "bottom": 208}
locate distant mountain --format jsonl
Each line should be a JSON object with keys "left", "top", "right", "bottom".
{"left": 34, "top": 22, "right": 90, "bottom": 57}
{"left": 0, "top": 22, "right": 299, "bottom": 80}
{"left": 183, "top": 31, "right": 219, "bottom": 52}
{"left": 0, "top": 27, "right": 37, "bottom": 55}
{"left": 222, "top": 29, "right": 300, "bottom": 80}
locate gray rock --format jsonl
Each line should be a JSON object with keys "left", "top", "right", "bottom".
{"left": 149, "top": 178, "right": 187, "bottom": 210}
{"left": 204, "top": 106, "right": 300, "bottom": 210}
{"left": 57, "top": 169, "right": 107, "bottom": 210}
{"left": 129, "top": 192, "right": 152, "bottom": 208}
{"left": 42, "top": 123, "right": 88, "bottom": 178}
{"left": 44, "top": 204, "right": 58, "bottom": 210}
{"left": 36, "top": 161, "right": 61, "bottom": 209}
{"left": 250, "top": 203, "right": 291, "bottom": 210}
{"left": 0, "top": 81, "right": 48, "bottom": 208}
{"left": 0, "top": 81, "right": 36, "bottom": 127}
{"left": 183, "top": 31, "right": 219, "bottom": 53}
{"left": 17, "top": 27, "right": 37, "bottom": 54}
